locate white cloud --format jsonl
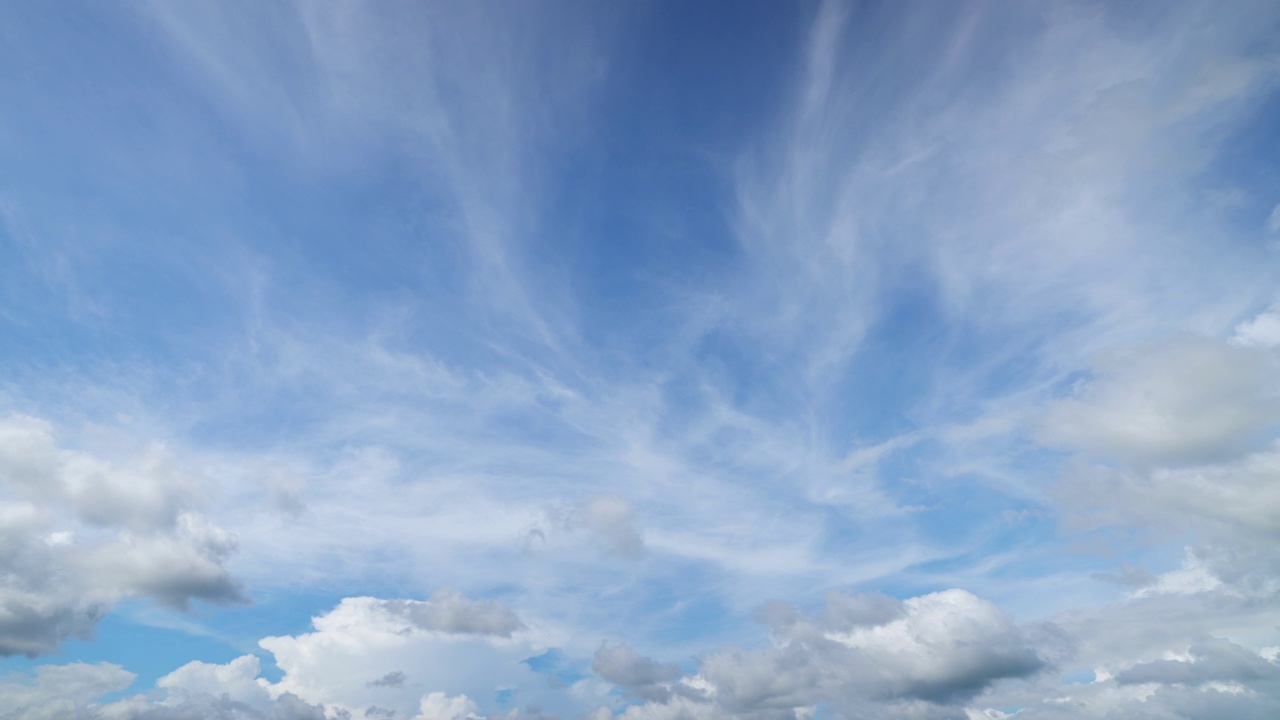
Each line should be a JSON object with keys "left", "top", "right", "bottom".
{"left": 256, "top": 591, "right": 570, "bottom": 719}
{"left": 1131, "top": 549, "right": 1222, "bottom": 598}
{"left": 0, "top": 591, "right": 568, "bottom": 718}
{"left": 601, "top": 588, "right": 1045, "bottom": 719}
{"left": 0, "top": 415, "right": 244, "bottom": 655}
{"left": 0, "top": 414, "right": 197, "bottom": 530}
{"left": 1040, "top": 337, "right": 1280, "bottom": 468}
{"left": 3, "top": 0, "right": 1280, "bottom": 716}
{"left": 411, "top": 692, "right": 481, "bottom": 720}
{"left": 158, "top": 654, "right": 273, "bottom": 706}
{"left": 1233, "top": 306, "right": 1280, "bottom": 348}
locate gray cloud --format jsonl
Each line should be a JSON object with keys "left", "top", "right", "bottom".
{"left": 979, "top": 637, "right": 1280, "bottom": 720}
{"left": 383, "top": 588, "right": 524, "bottom": 638}
{"left": 605, "top": 588, "right": 1045, "bottom": 719}
{"left": 0, "top": 504, "right": 109, "bottom": 656}
{"left": 579, "top": 495, "right": 644, "bottom": 558}
{"left": 368, "top": 671, "right": 407, "bottom": 688}
{"left": 1114, "top": 638, "right": 1280, "bottom": 687}
{"left": 83, "top": 513, "right": 246, "bottom": 611}
{"left": 0, "top": 415, "right": 245, "bottom": 656}
{"left": 0, "top": 661, "right": 134, "bottom": 719}
{"left": 592, "top": 643, "right": 683, "bottom": 702}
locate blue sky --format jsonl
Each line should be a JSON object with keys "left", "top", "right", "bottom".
{"left": 2, "top": 1, "right": 1280, "bottom": 718}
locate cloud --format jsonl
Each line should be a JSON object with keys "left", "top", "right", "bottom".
{"left": 599, "top": 588, "right": 1045, "bottom": 719}
{"left": 0, "top": 590, "right": 556, "bottom": 719}
{"left": 157, "top": 654, "right": 275, "bottom": 705}
{"left": 1233, "top": 305, "right": 1280, "bottom": 348}
{"left": 0, "top": 662, "right": 135, "bottom": 720}
{"left": 254, "top": 591, "right": 574, "bottom": 718}
{"left": 368, "top": 671, "right": 406, "bottom": 688}
{"left": 1040, "top": 335, "right": 1280, "bottom": 549}
{"left": 975, "top": 636, "right": 1280, "bottom": 720}
{"left": 1039, "top": 337, "right": 1280, "bottom": 468}
{"left": 3, "top": 0, "right": 1280, "bottom": 717}
{"left": 580, "top": 495, "right": 644, "bottom": 558}
{"left": 1114, "top": 638, "right": 1280, "bottom": 687}
{"left": 0, "top": 414, "right": 196, "bottom": 530}
{"left": 411, "top": 692, "right": 481, "bottom": 720}
{"left": 0, "top": 415, "right": 244, "bottom": 655}
{"left": 592, "top": 643, "right": 682, "bottom": 702}
{"left": 380, "top": 588, "right": 526, "bottom": 638}
{"left": 83, "top": 513, "right": 245, "bottom": 611}
{"left": 0, "top": 500, "right": 109, "bottom": 656}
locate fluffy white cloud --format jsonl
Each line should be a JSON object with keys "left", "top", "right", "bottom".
{"left": 600, "top": 588, "right": 1045, "bottom": 719}
{"left": 0, "top": 587, "right": 560, "bottom": 719}
{"left": 257, "top": 591, "right": 570, "bottom": 719}
{"left": 158, "top": 654, "right": 273, "bottom": 706}
{"left": 411, "top": 692, "right": 481, "bottom": 720}
{"left": 0, "top": 415, "right": 244, "bottom": 656}
{"left": 0, "top": 415, "right": 196, "bottom": 530}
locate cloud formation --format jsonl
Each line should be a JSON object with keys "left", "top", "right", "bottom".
{"left": 0, "top": 415, "right": 243, "bottom": 656}
{"left": 600, "top": 588, "right": 1045, "bottom": 719}
{"left": 1, "top": 0, "right": 1279, "bottom": 717}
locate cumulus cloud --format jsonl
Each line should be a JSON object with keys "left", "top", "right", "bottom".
{"left": 600, "top": 588, "right": 1045, "bottom": 719}
{"left": 0, "top": 414, "right": 196, "bottom": 530}
{"left": 83, "top": 513, "right": 244, "bottom": 611}
{"left": 592, "top": 643, "right": 683, "bottom": 702}
{"left": 0, "top": 500, "right": 109, "bottom": 656}
{"left": 254, "top": 591, "right": 571, "bottom": 718}
{"left": 0, "top": 415, "right": 244, "bottom": 655}
{"left": 411, "top": 692, "right": 481, "bottom": 720}
{"left": 158, "top": 654, "right": 273, "bottom": 706}
{"left": 0, "top": 605, "right": 561, "bottom": 720}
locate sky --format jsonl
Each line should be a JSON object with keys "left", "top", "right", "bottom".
{"left": 1, "top": 0, "right": 1280, "bottom": 718}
